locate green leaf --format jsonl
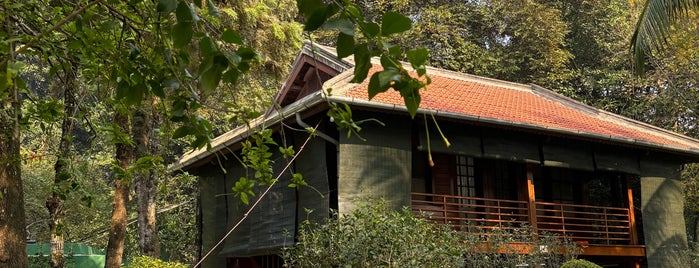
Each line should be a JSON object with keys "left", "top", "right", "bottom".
{"left": 7, "top": 61, "right": 25, "bottom": 75}
{"left": 350, "top": 43, "right": 371, "bottom": 83}
{"left": 199, "top": 36, "right": 218, "bottom": 56}
{"left": 322, "top": 17, "right": 354, "bottom": 36}
{"left": 304, "top": 8, "right": 328, "bottom": 31}
{"left": 380, "top": 54, "right": 399, "bottom": 70}
{"left": 152, "top": 83, "right": 165, "bottom": 98}
{"left": 172, "top": 126, "right": 191, "bottom": 139}
{"left": 345, "top": 4, "right": 363, "bottom": 21}
{"left": 157, "top": 0, "right": 177, "bottom": 13}
{"left": 221, "top": 29, "right": 243, "bottom": 45}
{"left": 336, "top": 33, "right": 354, "bottom": 59}
{"left": 67, "top": 40, "right": 82, "bottom": 50}
{"left": 236, "top": 47, "right": 258, "bottom": 61}
{"left": 361, "top": 22, "right": 380, "bottom": 38}
{"left": 297, "top": 0, "right": 323, "bottom": 17}
{"left": 176, "top": 1, "right": 193, "bottom": 23}
{"left": 200, "top": 55, "right": 227, "bottom": 93}
{"left": 173, "top": 22, "right": 193, "bottom": 48}
{"left": 240, "top": 193, "right": 249, "bottom": 204}
{"left": 398, "top": 79, "right": 422, "bottom": 118}
{"left": 222, "top": 68, "right": 240, "bottom": 84}
{"left": 407, "top": 48, "right": 428, "bottom": 70}
{"left": 368, "top": 68, "right": 401, "bottom": 99}
{"left": 200, "top": 68, "right": 222, "bottom": 93}
{"left": 381, "top": 11, "right": 411, "bottom": 36}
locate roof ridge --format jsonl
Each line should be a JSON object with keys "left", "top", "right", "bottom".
{"left": 424, "top": 66, "right": 532, "bottom": 92}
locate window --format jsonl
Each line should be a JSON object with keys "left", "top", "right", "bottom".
{"left": 456, "top": 155, "right": 476, "bottom": 198}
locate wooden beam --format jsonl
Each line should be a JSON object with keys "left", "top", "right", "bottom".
{"left": 579, "top": 245, "right": 646, "bottom": 257}
{"left": 626, "top": 176, "right": 639, "bottom": 245}
{"left": 473, "top": 243, "right": 646, "bottom": 257}
{"left": 526, "top": 164, "right": 537, "bottom": 233}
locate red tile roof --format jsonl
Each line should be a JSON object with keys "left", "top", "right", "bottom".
{"left": 176, "top": 43, "right": 699, "bottom": 170}
{"left": 333, "top": 65, "right": 699, "bottom": 154}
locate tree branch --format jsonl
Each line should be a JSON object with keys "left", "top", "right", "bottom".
{"left": 0, "top": 0, "right": 103, "bottom": 67}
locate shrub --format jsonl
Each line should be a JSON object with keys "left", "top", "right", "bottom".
{"left": 460, "top": 227, "right": 580, "bottom": 268}
{"left": 561, "top": 259, "right": 602, "bottom": 268}
{"left": 282, "top": 201, "right": 466, "bottom": 267}
{"left": 283, "top": 200, "right": 581, "bottom": 268}
{"left": 679, "top": 243, "right": 699, "bottom": 267}
{"left": 122, "top": 256, "right": 188, "bottom": 268}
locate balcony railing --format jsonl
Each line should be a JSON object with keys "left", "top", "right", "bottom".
{"left": 411, "top": 193, "right": 634, "bottom": 246}
{"left": 536, "top": 201, "right": 632, "bottom": 245}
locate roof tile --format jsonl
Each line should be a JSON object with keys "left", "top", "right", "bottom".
{"left": 340, "top": 65, "right": 699, "bottom": 152}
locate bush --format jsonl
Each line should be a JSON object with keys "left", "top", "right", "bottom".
{"left": 283, "top": 200, "right": 580, "bottom": 268}
{"left": 122, "top": 256, "right": 188, "bottom": 268}
{"left": 679, "top": 243, "right": 699, "bottom": 267}
{"left": 561, "top": 259, "right": 602, "bottom": 268}
{"left": 282, "top": 201, "right": 466, "bottom": 267}
{"left": 460, "top": 227, "right": 579, "bottom": 268}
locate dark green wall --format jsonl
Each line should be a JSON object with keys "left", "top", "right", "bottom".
{"left": 338, "top": 112, "right": 412, "bottom": 213}
{"left": 197, "top": 164, "right": 228, "bottom": 268}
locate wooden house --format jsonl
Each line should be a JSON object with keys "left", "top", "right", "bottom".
{"left": 176, "top": 43, "right": 699, "bottom": 268}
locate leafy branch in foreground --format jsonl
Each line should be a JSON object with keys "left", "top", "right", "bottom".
{"left": 298, "top": 0, "right": 431, "bottom": 118}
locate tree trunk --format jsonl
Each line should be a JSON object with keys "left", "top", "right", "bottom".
{"left": 105, "top": 111, "right": 132, "bottom": 268}
{"left": 133, "top": 104, "right": 160, "bottom": 258}
{"left": 0, "top": 86, "right": 27, "bottom": 268}
{"left": 45, "top": 60, "right": 79, "bottom": 268}
{"left": 0, "top": 12, "right": 28, "bottom": 267}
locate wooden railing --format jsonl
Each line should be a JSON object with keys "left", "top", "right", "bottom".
{"left": 411, "top": 193, "right": 634, "bottom": 246}
{"left": 411, "top": 193, "right": 529, "bottom": 234}
{"left": 536, "top": 201, "right": 632, "bottom": 245}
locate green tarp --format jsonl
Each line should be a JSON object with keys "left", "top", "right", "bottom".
{"left": 27, "top": 243, "right": 105, "bottom": 268}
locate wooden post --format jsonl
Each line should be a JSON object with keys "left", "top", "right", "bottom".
{"left": 626, "top": 176, "right": 639, "bottom": 245}
{"left": 526, "top": 164, "right": 538, "bottom": 233}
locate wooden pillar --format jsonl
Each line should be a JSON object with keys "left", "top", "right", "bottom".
{"left": 526, "top": 164, "right": 537, "bottom": 233}
{"left": 626, "top": 176, "right": 639, "bottom": 245}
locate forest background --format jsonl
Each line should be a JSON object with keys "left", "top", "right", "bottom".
{"left": 3, "top": 0, "right": 699, "bottom": 266}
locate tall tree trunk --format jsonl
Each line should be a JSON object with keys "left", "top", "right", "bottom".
{"left": 45, "top": 60, "right": 79, "bottom": 268}
{"left": 133, "top": 103, "right": 160, "bottom": 258}
{"left": 105, "top": 111, "right": 132, "bottom": 268}
{"left": 0, "top": 10, "right": 28, "bottom": 268}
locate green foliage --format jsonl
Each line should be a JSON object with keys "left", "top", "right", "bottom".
{"left": 283, "top": 201, "right": 579, "bottom": 268}
{"left": 122, "top": 256, "right": 187, "bottom": 268}
{"left": 561, "top": 259, "right": 602, "bottom": 268}
{"left": 282, "top": 201, "right": 466, "bottom": 267}
{"left": 297, "top": 0, "right": 430, "bottom": 117}
{"left": 630, "top": 0, "right": 699, "bottom": 74}
{"left": 679, "top": 243, "right": 699, "bottom": 267}
{"left": 22, "top": 150, "right": 113, "bottom": 250}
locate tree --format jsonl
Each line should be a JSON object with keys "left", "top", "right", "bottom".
{"left": 45, "top": 59, "right": 79, "bottom": 268}
{"left": 3, "top": 1, "right": 428, "bottom": 266}
{"left": 345, "top": 0, "right": 571, "bottom": 88}
{"left": 631, "top": 0, "right": 699, "bottom": 74}
{"left": 0, "top": 3, "right": 28, "bottom": 267}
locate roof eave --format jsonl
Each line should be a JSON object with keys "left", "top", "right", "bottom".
{"left": 171, "top": 92, "right": 326, "bottom": 171}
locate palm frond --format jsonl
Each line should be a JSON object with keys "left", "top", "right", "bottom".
{"left": 630, "top": 0, "right": 698, "bottom": 75}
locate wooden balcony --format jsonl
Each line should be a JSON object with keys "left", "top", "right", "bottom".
{"left": 536, "top": 201, "right": 633, "bottom": 245}
{"left": 411, "top": 192, "right": 643, "bottom": 256}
